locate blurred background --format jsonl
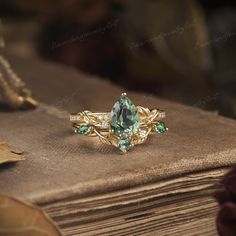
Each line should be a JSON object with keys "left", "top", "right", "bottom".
{"left": 0, "top": 0, "right": 236, "bottom": 118}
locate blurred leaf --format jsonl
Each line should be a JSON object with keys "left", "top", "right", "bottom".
{"left": 126, "top": 0, "right": 212, "bottom": 76}
{"left": 0, "top": 143, "right": 25, "bottom": 165}
{"left": 0, "top": 195, "right": 62, "bottom": 236}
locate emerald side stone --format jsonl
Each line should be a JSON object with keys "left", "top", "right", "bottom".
{"left": 76, "top": 124, "right": 91, "bottom": 135}
{"left": 110, "top": 95, "right": 140, "bottom": 138}
{"left": 118, "top": 139, "right": 132, "bottom": 152}
{"left": 154, "top": 121, "right": 167, "bottom": 134}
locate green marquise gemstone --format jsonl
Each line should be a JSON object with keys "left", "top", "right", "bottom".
{"left": 154, "top": 121, "right": 167, "bottom": 134}
{"left": 118, "top": 139, "right": 132, "bottom": 152}
{"left": 76, "top": 124, "right": 91, "bottom": 135}
{"left": 110, "top": 95, "right": 140, "bottom": 138}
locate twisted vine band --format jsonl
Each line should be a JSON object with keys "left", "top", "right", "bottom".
{"left": 69, "top": 93, "right": 167, "bottom": 152}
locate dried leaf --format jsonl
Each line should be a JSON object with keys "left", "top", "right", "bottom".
{"left": 0, "top": 195, "right": 62, "bottom": 236}
{"left": 0, "top": 143, "right": 25, "bottom": 165}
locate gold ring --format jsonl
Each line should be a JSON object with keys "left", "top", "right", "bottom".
{"left": 69, "top": 93, "right": 167, "bottom": 152}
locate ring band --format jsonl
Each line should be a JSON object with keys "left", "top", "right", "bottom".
{"left": 69, "top": 93, "right": 167, "bottom": 152}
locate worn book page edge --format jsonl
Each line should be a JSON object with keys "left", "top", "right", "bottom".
{"left": 24, "top": 149, "right": 235, "bottom": 204}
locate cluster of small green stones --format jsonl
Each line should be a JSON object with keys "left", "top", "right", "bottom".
{"left": 75, "top": 94, "right": 167, "bottom": 153}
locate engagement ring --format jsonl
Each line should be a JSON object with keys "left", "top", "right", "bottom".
{"left": 70, "top": 93, "right": 167, "bottom": 152}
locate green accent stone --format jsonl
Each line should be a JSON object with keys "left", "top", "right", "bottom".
{"left": 154, "top": 121, "right": 167, "bottom": 134}
{"left": 110, "top": 95, "right": 140, "bottom": 138}
{"left": 76, "top": 124, "right": 91, "bottom": 135}
{"left": 118, "top": 139, "right": 132, "bottom": 152}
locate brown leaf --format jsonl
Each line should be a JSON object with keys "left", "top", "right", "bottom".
{"left": 0, "top": 143, "right": 25, "bottom": 165}
{"left": 0, "top": 194, "right": 62, "bottom": 236}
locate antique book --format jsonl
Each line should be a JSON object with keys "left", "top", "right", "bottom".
{"left": 0, "top": 54, "right": 236, "bottom": 235}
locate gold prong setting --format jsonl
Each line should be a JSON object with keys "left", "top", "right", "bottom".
{"left": 70, "top": 93, "right": 167, "bottom": 153}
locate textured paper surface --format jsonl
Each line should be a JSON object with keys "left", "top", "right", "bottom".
{"left": 40, "top": 168, "right": 224, "bottom": 235}
{"left": 0, "top": 55, "right": 235, "bottom": 205}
